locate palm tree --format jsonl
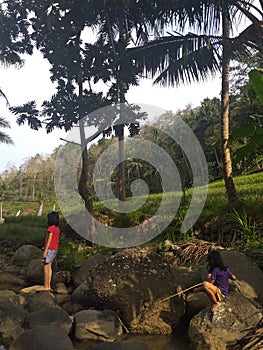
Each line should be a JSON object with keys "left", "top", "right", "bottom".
{"left": 127, "top": 0, "right": 263, "bottom": 209}
{"left": 0, "top": 117, "right": 14, "bottom": 145}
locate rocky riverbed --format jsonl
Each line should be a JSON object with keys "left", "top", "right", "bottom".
{"left": 0, "top": 240, "right": 262, "bottom": 349}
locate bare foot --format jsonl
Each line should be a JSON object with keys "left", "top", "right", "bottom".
{"left": 36, "top": 286, "right": 51, "bottom": 292}
{"left": 211, "top": 302, "right": 221, "bottom": 312}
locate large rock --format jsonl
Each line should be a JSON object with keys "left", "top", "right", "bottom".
{"left": 0, "top": 289, "right": 25, "bottom": 306}
{"left": 74, "top": 309, "right": 123, "bottom": 341}
{"left": 25, "top": 259, "right": 43, "bottom": 285}
{"left": 201, "top": 250, "right": 263, "bottom": 304}
{"left": 188, "top": 292, "right": 263, "bottom": 350}
{"left": 0, "top": 296, "right": 28, "bottom": 347}
{"left": 73, "top": 253, "right": 110, "bottom": 287}
{"left": 25, "top": 259, "right": 70, "bottom": 289}
{"left": 186, "top": 291, "right": 210, "bottom": 319}
{"left": 72, "top": 248, "right": 185, "bottom": 334}
{"left": 13, "top": 245, "right": 41, "bottom": 265}
{"left": 0, "top": 272, "right": 28, "bottom": 292}
{"left": 93, "top": 339, "right": 148, "bottom": 350}
{"left": 9, "top": 325, "right": 74, "bottom": 350}
{"left": 23, "top": 290, "right": 57, "bottom": 312}
{"left": 24, "top": 307, "right": 72, "bottom": 334}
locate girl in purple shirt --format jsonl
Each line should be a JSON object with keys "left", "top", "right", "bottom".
{"left": 196, "top": 250, "right": 236, "bottom": 312}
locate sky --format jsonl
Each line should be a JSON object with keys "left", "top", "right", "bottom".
{"left": 0, "top": 49, "right": 222, "bottom": 172}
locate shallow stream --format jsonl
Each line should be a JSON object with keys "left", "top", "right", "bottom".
{"left": 73, "top": 333, "right": 190, "bottom": 350}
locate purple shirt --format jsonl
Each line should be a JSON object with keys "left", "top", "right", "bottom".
{"left": 211, "top": 267, "right": 233, "bottom": 296}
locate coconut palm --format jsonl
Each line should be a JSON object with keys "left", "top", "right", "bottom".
{"left": 127, "top": 0, "right": 263, "bottom": 208}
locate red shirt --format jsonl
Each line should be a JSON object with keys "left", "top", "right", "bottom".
{"left": 46, "top": 225, "right": 60, "bottom": 250}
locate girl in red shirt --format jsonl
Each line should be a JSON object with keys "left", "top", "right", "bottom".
{"left": 38, "top": 211, "right": 60, "bottom": 291}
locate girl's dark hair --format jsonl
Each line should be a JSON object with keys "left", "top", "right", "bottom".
{"left": 207, "top": 250, "right": 227, "bottom": 272}
{"left": 47, "top": 211, "right": 59, "bottom": 227}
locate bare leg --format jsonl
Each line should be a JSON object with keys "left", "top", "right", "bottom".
{"left": 203, "top": 281, "right": 221, "bottom": 312}
{"left": 37, "top": 262, "right": 52, "bottom": 291}
{"left": 44, "top": 262, "right": 52, "bottom": 290}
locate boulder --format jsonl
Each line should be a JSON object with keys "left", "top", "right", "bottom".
{"left": 13, "top": 245, "right": 41, "bottom": 265}
{"left": 52, "top": 282, "right": 72, "bottom": 305}
{"left": 0, "top": 272, "right": 27, "bottom": 292}
{"left": 74, "top": 309, "right": 123, "bottom": 341}
{"left": 0, "top": 289, "right": 25, "bottom": 306}
{"left": 0, "top": 296, "right": 28, "bottom": 347}
{"left": 201, "top": 250, "right": 263, "bottom": 304}
{"left": 9, "top": 325, "right": 74, "bottom": 350}
{"left": 25, "top": 260, "right": 69, "bottom": 289}
{"left": 25, "top": 259, "right": 43, "bottom": 285}
{"left": 171, "top": 266, "right": 201, "bottom": 289}
{"left": 24, "top": 307, "right": 72, "bottom": 334}
{"left": 72, "top": 248, "right": 185, "bottom": 334}
{"left": 23, "top": 290, "right": 56, "bottom": 312}
{"left": 73, "top": 253, "right": 110, "bottom": 287}
{"left": 62, "top": 301, "right": 84, "bottom": 315}
{"left": 188, "top": 292, "right": 263, "bottom": 350}
{"left": 186, "top": 291, "right": 210, "bottom": 319}
{"left": 52, "top": 270, "right": 72, "bottom": 286}
{"left": 93, "top": 339, "right": 148, "bottom": 350}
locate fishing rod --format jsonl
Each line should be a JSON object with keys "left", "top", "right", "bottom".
{"left": 160, "top": 282, "right": 203, "bottom": 302}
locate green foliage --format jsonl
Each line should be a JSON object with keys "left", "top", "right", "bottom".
{"left": 56, "top": 234, "right": 112, "bottom": 272}
{"left": 55, "top": 234, "right": 88, "bottom": 271}
{"left": 223, "top": 208, "right": 261, "bottom": 250}
{"left": 249, "top": 69, "right": 263, "bottom": 105}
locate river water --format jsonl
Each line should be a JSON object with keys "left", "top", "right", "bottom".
{"left": 73, "top": 334, "right": 190, "bottom": 350}
{"left": 73, "top": 318, "right": 191, "bottom": 350}
{"left": 1, "top": 333, "right": 190, "bottom": 350}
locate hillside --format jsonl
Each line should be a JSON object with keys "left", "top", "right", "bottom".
{"left": 0, "top": 172, "right": 262, "bottom": 248}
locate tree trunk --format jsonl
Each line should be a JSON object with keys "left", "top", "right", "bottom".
{"left": 221, "top": 9, "right": 240, "bottom": 209}
{"left": 32, "top": 174, "right": 36, "bottom": 201}
{"left": 77, "top": 51, "right": 95, "bottom": 238}
{"left": 78, "top": 119, "right": 94, "bottom": 216}
{"left": 118, "top": 125, "right": 125, "bottom": 204}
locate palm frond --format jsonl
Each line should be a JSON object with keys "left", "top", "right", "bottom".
{"left": 127, "top": 33, "right": 221, "bottom": 86}
{"left": 0, "top": 131, "right": 14, "bottom": 145}
{"left": 0, "top": 117, "right": 11, "bottom": 129}
{"left": 231, "top": 22, "right": 263, "bottom": 61}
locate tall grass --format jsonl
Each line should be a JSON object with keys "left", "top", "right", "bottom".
{"left": 0, "top": 216, "right": 47, "bottom": 246}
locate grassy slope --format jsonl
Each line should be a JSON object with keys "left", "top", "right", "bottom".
{"left": 0, "top": 172, "right": 262, "bottom": 244}
{"left": 204, "top": 172, "right": 262, "bottom": 217}
{"left": 94, "top": 171, "right": 263, "bottom": 230}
